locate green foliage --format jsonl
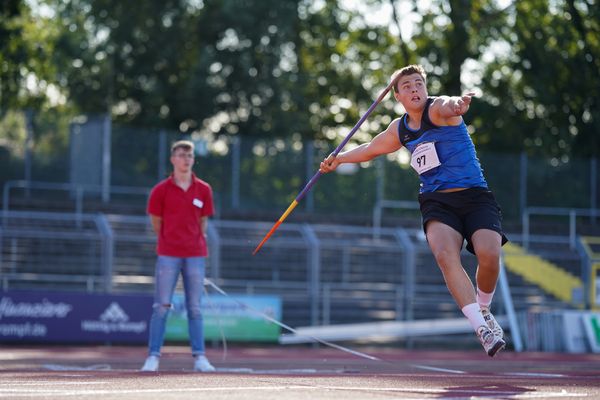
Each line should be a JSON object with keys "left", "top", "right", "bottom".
{"left": 0, "top": 0, "right": 58, "bottom": 111}
{"left": 1, "top": 0, "right": 599, "bottom": 200}
{"left": 477, "top": 0, "right": 600, "bottom": 158}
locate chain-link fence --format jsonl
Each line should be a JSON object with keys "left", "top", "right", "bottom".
{"left": 1, "top": 111, "right": 598, "bottom": 223}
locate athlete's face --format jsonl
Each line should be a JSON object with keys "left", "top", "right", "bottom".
{"left": 394, "top": 73, "right": 428, "bottom": 111}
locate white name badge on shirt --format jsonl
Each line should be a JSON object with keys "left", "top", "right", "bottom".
{"left": 410, "top": 142, "right": 441, "bottom": 175}
{"left": 193, "top": 198, "right": 204, "bottom": 208}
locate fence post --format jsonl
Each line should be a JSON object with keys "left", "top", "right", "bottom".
{"left": 322, "top": 283, "right": 330, "bottom": 325}
{"left": 231, "top": 136, "right": 241, "bottom": 210}
{"left": 570, "top": 209, "right": 576, "bottom": 249}
{"left": 592, "top": 158, "right": 597, "bottom": 224}
{"left": 95, "top": 213, "right": 114, "bottom": 293}
{"left": 305, "top": 140, "right": 314, "bottom": 212}
{"left": 158, "top": 130, "right": 167, "bottom": 180}
{"left": 499, "top": 254, "right": 523, "bottom": 352}
{"left": 73, "top": 186, "right": 84, "bottom": 228}
{"left": 207, "top": 220, "right": 221, "bottom": 280}
{"left": 394, "top": 228, "right": 415, "bottom": 322}
{"left": 24, "top": 109, "right": 34, "bottom": 197}
{"left": 522, "top": 209, "right": 530, "bottom": 250}
{"left": 101, "top": 114, "right": 111, "bottom": 203}
{"left": 372, "top": 200, "right": 382, "bottom": 240}
{"left": 375, "top": 157, "right": 385, "bottom": 208}
{"left": 520, "top": 152, "right": 528, "bottom": 217}
{"left": 302, "top": 224, "right": 320, "bottom": 326}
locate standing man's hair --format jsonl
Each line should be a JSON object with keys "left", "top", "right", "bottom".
{"left": 171, "top": 140, "right": 194, "bottom": 155}
{"left": 391, "top": 64, "right": 427, "bottom": 94}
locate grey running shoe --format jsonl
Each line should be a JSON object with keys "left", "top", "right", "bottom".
{"left": 193, "top": 355, "right": 215, "bottom": 372}
{"left": 476, "top": 325, "right": 506, "bottom": 357}
{"left": 481, "top": 306, "right": 504, "bottom": 339}
{"left": 140, "top": 355, "right": 159, "bottom": 372}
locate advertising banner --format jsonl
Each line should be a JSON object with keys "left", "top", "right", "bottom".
{"left": 0, "top": 290, "right": 152, "bottom": 343}
{"left": 165, "top": 293, "right": 281, "bottom": 342}
{"left": 582, "top": 313, "right": 600, "bottom": 353}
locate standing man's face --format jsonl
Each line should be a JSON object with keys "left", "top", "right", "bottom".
{"left": 394, "top": 73, "right": 428, "bottom": 111}
{"left": 171, "top": 148, "right": 194, "bottom": 173}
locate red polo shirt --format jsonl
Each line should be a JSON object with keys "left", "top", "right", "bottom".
{"left": 147, "top": 174, "right": 214, "bottom": 257}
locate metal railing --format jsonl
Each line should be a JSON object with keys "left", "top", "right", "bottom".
{"left": 522, "top": 206, "right": 600, "bottom": 250}
{"left": 2, "top": 180, "right": 150, "bottom": 218}
{"left": 372, "top": 199, "right": 420, "bottom": 239}
{"left": 1, "top": 209, "right": 577, "bottom": 350}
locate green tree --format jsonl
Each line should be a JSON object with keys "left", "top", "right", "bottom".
{"left": 477, "top": 0, "right": 600, "bottom": 157}
{"left": 1, "top": 0, "right": 57, "bottom": 111}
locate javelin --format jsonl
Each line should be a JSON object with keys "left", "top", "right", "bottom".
{"left": 252, "top": 75, "right": 400, "bottom": 255}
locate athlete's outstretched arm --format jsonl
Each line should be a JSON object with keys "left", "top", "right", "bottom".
{"left": 432, "top": 92, "right": 476, "bottom": 120}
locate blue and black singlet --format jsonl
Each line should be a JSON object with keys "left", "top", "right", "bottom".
{"left": 397, "top": 97, "right": 488, "bottom": 193}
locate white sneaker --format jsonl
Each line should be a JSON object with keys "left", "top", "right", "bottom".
{"left": 140, "top": 355, "right": 159, "bottom": 372}
{"left": 476, "top": 325, "right": 505, "bottom": 357}
{"left": 481, "top": 306, "right": 504, "bottom": 339}
{"left": 193, "top": 355, "right": 215, "bottom": 372}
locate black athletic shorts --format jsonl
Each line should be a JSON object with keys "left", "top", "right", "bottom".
{"left": 418, "top": 187, "right": 508, "bottom": 255}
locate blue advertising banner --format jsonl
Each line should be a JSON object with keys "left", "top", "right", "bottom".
{"left": 0, "top": 290, "right": 152, "bottom": 343}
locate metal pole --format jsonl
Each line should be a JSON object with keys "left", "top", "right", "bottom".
{"left": 375, "top": 157, "right": 385, "bottom": 209}
{"left": 322, "top": 283, "right": 330, "bottom": 325}
{"left": 207, "top": 221, "right": 221, "bottom": 280}
{"left": 302, "top": 224, "right": 320, "bottom": 326}
{"left": 305, "top": 140, "right": 314, "bottom": 213}
{"left": 569, "top": 209, "right": 576, "bottom": 249}
{"left": 373, "top": 200, "right": 382, "bottom": 240}
{"left": 522, "top": 209, "right": 530, "bottom": 250}
{"left": 102, "top": 114, "right": 111, "bottom": 203}
{"left": 231, "top": 136, "right": 240, "bottom": 210}
{"left": 24, "top": 109, "right": 34, "bottom": 197}
{"left": 95, "top": 213, "right": 114, "bottom": 293}
{"left": 591, "top": 158, "right": 597, "bottom": 224}
{"left": 498, "top": 254, "right": 523, "bottom": 352}
{"left": 395, "top": 228, "right": 415, "bottom": 322}
{"left": 519, "top": 152, "right": 528, "bottom": 217}
{"left": 158, "top": 130, "right": 167, "bottom": 180}
{"left": 76, "top": 186, "right": 83, "bottom": 227}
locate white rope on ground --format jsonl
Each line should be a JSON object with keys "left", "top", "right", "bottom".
{"left": 204, "top": 278, "right": 381, "bottom": 362}
{"left": 203, "top": 285, "right": 228, "bottom": 362}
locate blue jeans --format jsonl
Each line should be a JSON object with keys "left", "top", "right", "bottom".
{"left": 147, "top": 256, "right": 206, "bottom": 357}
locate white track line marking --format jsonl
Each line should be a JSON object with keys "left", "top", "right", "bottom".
{"left": 0, "top": 382, "right": 108, "bottom": 386}
{"left": 410, "top": 364, "right": 466, "bottom": 374}
{"left": 502, "top": 372, "right": 566, "bottom": 378}
{"left": 0, "top": 385, "right": 587, "bottom": 398}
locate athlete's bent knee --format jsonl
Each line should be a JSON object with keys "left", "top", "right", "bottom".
{"left": 432, "top": 248, "right": 460, "bottom": 270}
{"left": 477, "top": 248, "right": 500, "bottom": 270}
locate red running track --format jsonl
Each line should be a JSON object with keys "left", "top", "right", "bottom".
{"left": 1, "top": 345, "right": 599, "bottom": 399}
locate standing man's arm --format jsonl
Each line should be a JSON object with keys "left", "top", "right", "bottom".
{"left": 150, "top": 215, "right": 162, "bottom": 235}
{"left": 200, "top": 216, "right": 208, "bottom": 237}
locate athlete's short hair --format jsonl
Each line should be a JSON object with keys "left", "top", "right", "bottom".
{"left": 391, "top": 64, "right": 427, "bottom": 94}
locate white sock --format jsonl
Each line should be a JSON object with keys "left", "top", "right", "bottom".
{"left": 461, "top": 303, "right": 487, "bottom": 332}
{"left": 476, "top": 288, "right": 495, "bottom": 308}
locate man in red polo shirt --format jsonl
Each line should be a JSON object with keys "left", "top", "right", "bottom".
{"left": 141, "top": 140, "right": 216, "bottom": 372}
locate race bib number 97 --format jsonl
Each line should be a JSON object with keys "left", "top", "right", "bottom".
{"left": 410, "top": 142, "right": 441, "bottom": 175}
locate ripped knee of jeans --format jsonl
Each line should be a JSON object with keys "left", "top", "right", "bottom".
{"left": 152, "top": 303, "right": 172, "bottom": 317}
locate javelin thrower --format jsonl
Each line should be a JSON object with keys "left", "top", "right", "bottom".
{"left": 256, "top": 64, "right": 509, "bottom": 357}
